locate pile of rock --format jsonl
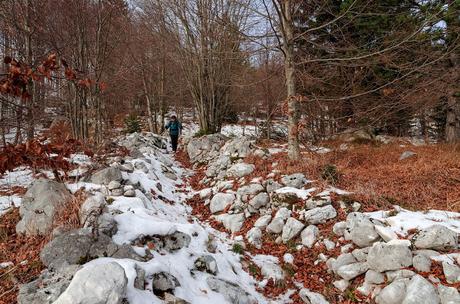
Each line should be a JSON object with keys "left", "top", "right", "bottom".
{"left": 326, "top": 212, "right": 460, "bottom": 303}
{"left": 187, "top": 134, "right": 460, "bottom": 304}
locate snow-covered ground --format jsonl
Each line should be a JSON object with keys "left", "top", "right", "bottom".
{"left": 1, "top": 131, "right": 460, "bottom": 303}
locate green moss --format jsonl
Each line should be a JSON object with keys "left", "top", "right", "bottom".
{"left": 232, "top": 243, "right": 244, "bottom": 255}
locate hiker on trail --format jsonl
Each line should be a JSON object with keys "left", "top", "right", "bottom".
{"left": 165, "top": 115, "right": 182, "bottom": 152}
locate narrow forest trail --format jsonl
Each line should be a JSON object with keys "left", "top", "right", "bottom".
{"left": 1, "top": 131, "right": 460, "bottom": 304}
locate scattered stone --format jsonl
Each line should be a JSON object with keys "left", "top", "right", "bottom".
{"left": 341, "top": 244, "right": 354, "bottom": 254}
{"left": 402, "top": 274, "right": 440, "bottom": 304}
{"left": 365, "top": 270, "right": 385, "bottom": 285}
{"left": 265, "top": 179, "right": 282, "bottom": 193}
{"left": 367, "top": 242, "right": 413, "bottom": 272}
{"left": 323, "top": 239, "right": 335, "bottom": 251}
{"left": 108, "top": 180, "right": 121, "bottom": 190}
{"left": 442, "top": 262, "right": 460, "bottom": 284}
{"left": 299, "top": 288, "right": 329, "bottom": 304}
{"left": 194, "top": 255, "right": 218, "bottom": 275}
{"left": 237, "top": 184, "right": 265, "bottom": 202}
{"left": 266, "top": 218, "right": 285, "bottom": 234}
{"left": 414, "top": 225, "right": 458, "bottom": 251}
{"left": 186, "top": 134, "right": 228, "bottom": 163}
{"left": 330, "top": 253, "right": 357, "bottom": 274}
{"left": 152, "top": 272, "right": 180, "bottom": 294}
{"left": 337, "top": 262, "right": 369, "bottom": 280}
{"left": 199, "top": 188, "right": 213, "bottom": 199}
{"left": 274, "top": 207, "right": 291, "bottom": 220}
{"left": 216, "top": 213, "right": 245, "bottom": 233}
{"left": 210, "top": 193, "right": 235, "bottom": 214}
{"left": 281, "top": 217, "right": 305, "bottom": 243}
{"left": 134, "top": 231, "right": 191, "bottom": 253}
{"left": 352, "top": 247, "right": 370, "bottom": 262}
{"left": 352, "top": 202, "right": 362, "bottom": 212}
{"left": 413, "top": 254, "right": 432, "bottom": 273}
{"left": 281, "top": 173, "right": 308, "bottom": 189}
{"left": 260, "top": 262, "right": 285, "bottom": 282}
{"left": 227, "top": 163, "right": 255, "bottom": 178}
{"left": 249, "top": 192, "right": 269, "bottom": 209}
{"left": 124, "top": 189, "right": 136, "bottom": 197}
{"left": 164, "top": 293, "right": 190, "bottom": 304}
{"left": 375, "top": 279, "right": 408, "bottom": 304}
{"left": 53, "top": 262, "right": 127, "bottom": 304}
{"left": 79, "top": 193, "right": 106, "bottom": 226}
{"left": 356, "top": 281, "right": 375, "bottom": 297}
{"left": 301, "top": 225, "right": 319, "bottom": 248}
{"left": 345, "top": 213, "right": 380, "bottom": 247}
{"left": 332, "top": 222, "right": 347, "bottom": 236}
{"left": 254, "top": 215, "right": 272, "bottom": 229}
{"left": 134, "top": 264, "right": 145, "bottom": 290}
{"left": 246, "top": 227, "right": 263, "bottom": 249}
{"left": 283, "top": 253, "right": 294, "bottom": 264}
{"left": 438, "top": 284, "right": 460, "bottom": 304}
{"left": 110, "top": 188, "right": 124, "bottom": 196}
{"left": 90, "top": 167, "right": 122, "bottom": 184}
{"left": 206, "top": 277, "right": 256, "bottom": 304}
{"left": 386, "top": 270, "right": 416, "bottom": 282}
{"left": 16, "top": 179, "right": 73, "bottom": 236}
{"left": 333, "top": 280, "right": 350, "bottom": 292}
{"left": 374, "top": 225, "right": 398, "bottom": 242}
{"left": 399, "top": 151, "right": 417, "bottom": 161}
{"left": 303, "top": 205, "right": 337, "bottom": 224}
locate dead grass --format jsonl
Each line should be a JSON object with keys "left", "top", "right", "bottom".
{"left": 246, "top": 142, "right": 460, "bottom": 212}
{"left": 0, "top": 188, "right": 86, "bottom": 304}
{"left": 0, "top": 208, "right": 47, "bottom": 304}
{"left": 53, "top": 189, "right": 87, "bottom": 232}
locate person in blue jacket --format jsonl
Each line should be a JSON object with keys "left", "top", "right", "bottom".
{"left": 165, "top": 115, "right": 183, "bottom": 152}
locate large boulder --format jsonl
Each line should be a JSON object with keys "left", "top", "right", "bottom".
{"left": 53, "top": 262, "right": 127, "bottom": 304}
{"left": 206, "top": 277, "right": 256, "bottom": 304}
{"left": 90, "top": 166, "right": 122, "bottom": 184}
{"left": 186, "top": 134, "right": 227, "bottom": 164}
{"left": 367, "top": 242, "right": 413, "bottom": 272}
{"left": 414, "top": 225, "right": 458, "bottom": 251}
{"left": 18, "top": 266, "right": 79, "bottom": 304}
{"left": 40, "top": 229, "right": 143, "bottom": 271}
{"left": 16, "top": 179, "right": 73, "bottom": 236}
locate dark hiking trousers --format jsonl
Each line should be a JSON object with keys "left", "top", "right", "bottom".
{"left": 170, "top": 134, "right": 179, "bottom": 152}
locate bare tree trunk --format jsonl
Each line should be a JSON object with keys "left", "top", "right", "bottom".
{"left": 446, "top": 53, "right": 459, "bottom": 143}
{"left": 276, "top": 0, "right": 300, "bottom": 160}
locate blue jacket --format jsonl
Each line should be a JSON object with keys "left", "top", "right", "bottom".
{"left": 165, "top": 120, "right": 182, "bottom": 136}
